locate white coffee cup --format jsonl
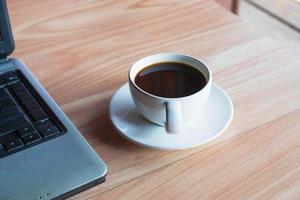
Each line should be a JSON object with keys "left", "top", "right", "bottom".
{"left": 129, "top": 53, "right": 212, "bottom": 134}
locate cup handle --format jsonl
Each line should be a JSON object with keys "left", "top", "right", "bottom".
{"left": 165, "top": 101, "right": 181, "bottom": 134}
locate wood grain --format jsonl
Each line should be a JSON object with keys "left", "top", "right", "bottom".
{"left": 95, "top": 110, "right": 300, "bottom": 200}
{"left": 248, "top": 0, "right": 300, "bottom": 30}
{"left": 7, "top": 0, "right": 300, "bottom": 199}
{"left": 240, "top": 0, "right": 300, "bottom": 55}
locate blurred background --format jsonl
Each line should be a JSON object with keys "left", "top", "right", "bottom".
{"left": 216, "top": 0, "right": 300, "bottom": 55}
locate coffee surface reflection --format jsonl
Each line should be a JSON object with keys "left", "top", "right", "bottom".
{"left": 135, "top": 62, "right": 207, "bottom": 98}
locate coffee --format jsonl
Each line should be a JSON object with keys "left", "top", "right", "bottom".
{"left": 134, "top": 62, "right": 207, "bottom": 98}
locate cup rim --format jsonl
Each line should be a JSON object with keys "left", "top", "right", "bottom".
{"left": 128, "top": 53, "right": 212, "bottom": 100}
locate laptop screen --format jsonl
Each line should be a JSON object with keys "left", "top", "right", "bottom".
{"left": 0, "top": 0, "right": 15, "bottom": 57}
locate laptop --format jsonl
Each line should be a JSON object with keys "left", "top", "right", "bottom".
{"left": 0, "top": 1, "right": 107, "bottom": 199}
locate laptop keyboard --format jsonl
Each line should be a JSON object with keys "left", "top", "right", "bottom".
{"left": 0, "top": 70, "right": 65, "bottom": 158}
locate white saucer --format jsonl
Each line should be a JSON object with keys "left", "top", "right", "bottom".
{"left": 109, "top": 83, "right": 233, "bottom": 150}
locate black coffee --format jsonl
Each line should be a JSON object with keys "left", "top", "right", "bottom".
{"left": 134, "top": 62, "right": 207, "bottom": 98}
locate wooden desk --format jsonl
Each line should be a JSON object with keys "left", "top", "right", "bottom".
{"left": 8, "top": 0, "right": 300, "bottom": 199}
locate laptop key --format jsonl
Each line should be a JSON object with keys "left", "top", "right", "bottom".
{"left": 0, "top": 143, "right": 4, "bottom": 156}
{"left": 11, "top": 83, "right": 49, "bottom": 122}
{"left": 17, "top": 125, "right": 36, "bottom": 137}
{"left": 0, "top": 88, "right": 10, "bottom": 99}
{"left": 11, "top": 83, "right": 32, "bottom": 98}
{"left": 11, "top": 84, "right": 35, "bottom": 105}
{"left": 10, "top": 82, "right": 26, "bottom": 93}
{"left": 0, "top": 88, "right": 9, "bottom": 99}
{"left": 0, "top": 106, "right": 23, "bottom": 121}
{"left": 0, "top": 79, "right": 5, "bottom": 87}
{"left": 0, "top": 114, "right": 30, "bottom": 136}
{"left": 0, "top": 98, "right": 16, "bottom": 110}
{"left": 30, "top": 109, "right": 48, "bottom": 122}
{"left": 18, "top": 94, "right": 33, "bottom": 103}
{"left": 24, "top": 101, "right": 40, "bottom": 110}
{"left": 2, "top": 72, "right": 19, "bottom": 84}
{"left": 36, "top": 120, "right": 60, "bottom": 138}
{"left": 42, "top": 126, "right": 60, "bottom": 138}
{"left": 21, "top": 132, "right": 41, "bottom": 145}
{"left": 0, "top": 134, "right": 24, "bottom": 152}
{"left": 35, "top": 119, "right": 53, "bottom": 129}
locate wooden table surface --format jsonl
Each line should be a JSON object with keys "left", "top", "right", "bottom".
{"left": 8, "top": 0, "right": 300, "bottom": 199}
